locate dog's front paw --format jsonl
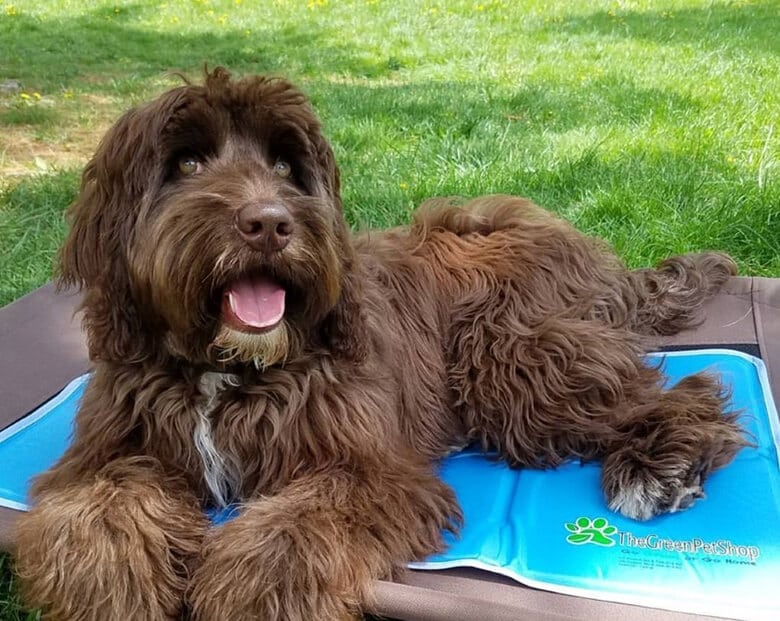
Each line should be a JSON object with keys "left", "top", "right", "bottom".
{"left": 16, "top": 472, "right": 206, "bottom": 621}
{"left": 189, "top": 513, "right": 360, "bottom": 621}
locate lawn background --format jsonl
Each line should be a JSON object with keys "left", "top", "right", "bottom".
{"left": 1, "top": 0, "right": 778, "bottom": 618}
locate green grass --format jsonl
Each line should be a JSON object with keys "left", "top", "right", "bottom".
{"left": 1, "top": 0, "right": 779, "bottom": 616}
{"left": 0, "top": 553, "right": 38, "bottom": 621}
{"left": 0, "top": 172, "right": 77, "bottom": 305}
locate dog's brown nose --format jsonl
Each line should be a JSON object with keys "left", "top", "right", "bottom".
{"left": 235, "top": 203, "right": 294, "bottom": 252}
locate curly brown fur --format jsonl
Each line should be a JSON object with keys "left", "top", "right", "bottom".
{"left": 15, "top": 68, "right": 747, "bottom": 620}
{"left": 15, "top": 457, "right": 207, "bottom": 621}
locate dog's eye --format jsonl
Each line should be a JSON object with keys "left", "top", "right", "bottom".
{"left": 178, "top": 156, "right": 201, "bottom": 176}
{"left": 273, "top": 160, "right": 292, "bottom": 178}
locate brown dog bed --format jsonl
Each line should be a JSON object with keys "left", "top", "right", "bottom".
{"left": 1, "top": 277, "right": 778, "bottom": 620}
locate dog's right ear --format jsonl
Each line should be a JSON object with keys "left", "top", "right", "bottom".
{"left": 58, "top": 105, "right": 165, "bottom": 363}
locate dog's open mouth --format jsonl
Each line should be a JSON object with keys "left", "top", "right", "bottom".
{"left": 221, "top": 274, "right": 286, "bottom": 333}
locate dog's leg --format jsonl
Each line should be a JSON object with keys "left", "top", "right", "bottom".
{"left": 188, "top": 455, "right": 458, "bottom": 621}
{"left": 448, "top": 314, "right": 747, "bottom": 520}
{"left": 449, "top": 313, "right": 650, "bottom": 467}
{"left": 601, "top": 372, "right": 747, "bottom": 520}
{"left": 15, "top": 457, "right": 207, "bottom": 621}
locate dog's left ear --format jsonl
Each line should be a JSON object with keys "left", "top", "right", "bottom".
{"left": 306, "top": 122, "right": 370, "bottom": 361}
{"left": 312, "top": 133, "right": 341, "bottom": 207}
{"left": 287, "top": 92, "right": 368, "bottom": 361}
{"left": 321, "top": 265, "right": 370, "bottom": 363}
{"left": 319, "top": 220, "right": 371, "bottom": 363}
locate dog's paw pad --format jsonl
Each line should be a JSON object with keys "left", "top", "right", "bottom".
{"left": 667, "top": 477, "right": 705, "bottom": 513}
{"left": 565, "top": 517, "right": 618, "bottom": 546}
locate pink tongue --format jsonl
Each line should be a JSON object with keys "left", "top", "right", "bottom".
{"left": 226, "top": 276, "right": 286, "bottom": 329}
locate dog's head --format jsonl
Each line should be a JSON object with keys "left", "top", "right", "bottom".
{"left": 60, "top": 68, "right": 367, "bottom": 368}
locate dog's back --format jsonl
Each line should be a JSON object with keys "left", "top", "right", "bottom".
{"left": 358, "top": 194, "right": 735, "bottom": 339}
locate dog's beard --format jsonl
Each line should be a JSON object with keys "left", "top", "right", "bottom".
{"left": 212, "top": 321, "right": 291, "bottom": 369}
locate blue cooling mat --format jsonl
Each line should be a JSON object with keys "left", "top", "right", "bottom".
{"left": 1, "top": 350, "right": 778, "bottom": 619}
{"left": 0, "top": 374, "right": 90, "bottom": 511}
{"left": 411, "top": 350, "right": 780, "bottom": 620}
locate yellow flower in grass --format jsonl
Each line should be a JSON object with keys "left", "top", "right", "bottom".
{"left": 6, "top": 4, "right": 18, "bottom": 16}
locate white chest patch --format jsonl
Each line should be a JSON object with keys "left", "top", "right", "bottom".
{"left": 195, "top": 371, "right": 241, "bottom": 507}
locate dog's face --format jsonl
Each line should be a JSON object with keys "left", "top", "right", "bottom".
{"left": 60, "top": 68, "right": 365, "bottom": 368}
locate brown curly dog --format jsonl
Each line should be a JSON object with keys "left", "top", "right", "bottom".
{"left": 15, "top": 68, "right": 747, "bottom": 620}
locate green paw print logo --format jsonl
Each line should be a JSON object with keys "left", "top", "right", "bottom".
{"left": 565, "top": 517, "right": 618, "bottom": 547}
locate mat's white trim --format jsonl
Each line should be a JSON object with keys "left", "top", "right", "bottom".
{"left": 0, "top": 498, "right": 29, "bottom": 512}
{"left": 0, "top": 373, "right": 90, "bottom": 512}
{"left": 409, "top": 558, "right": 771, "bottom": 620}
{"left": 0, "top": 373, "right": 90, "bottom": 444}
